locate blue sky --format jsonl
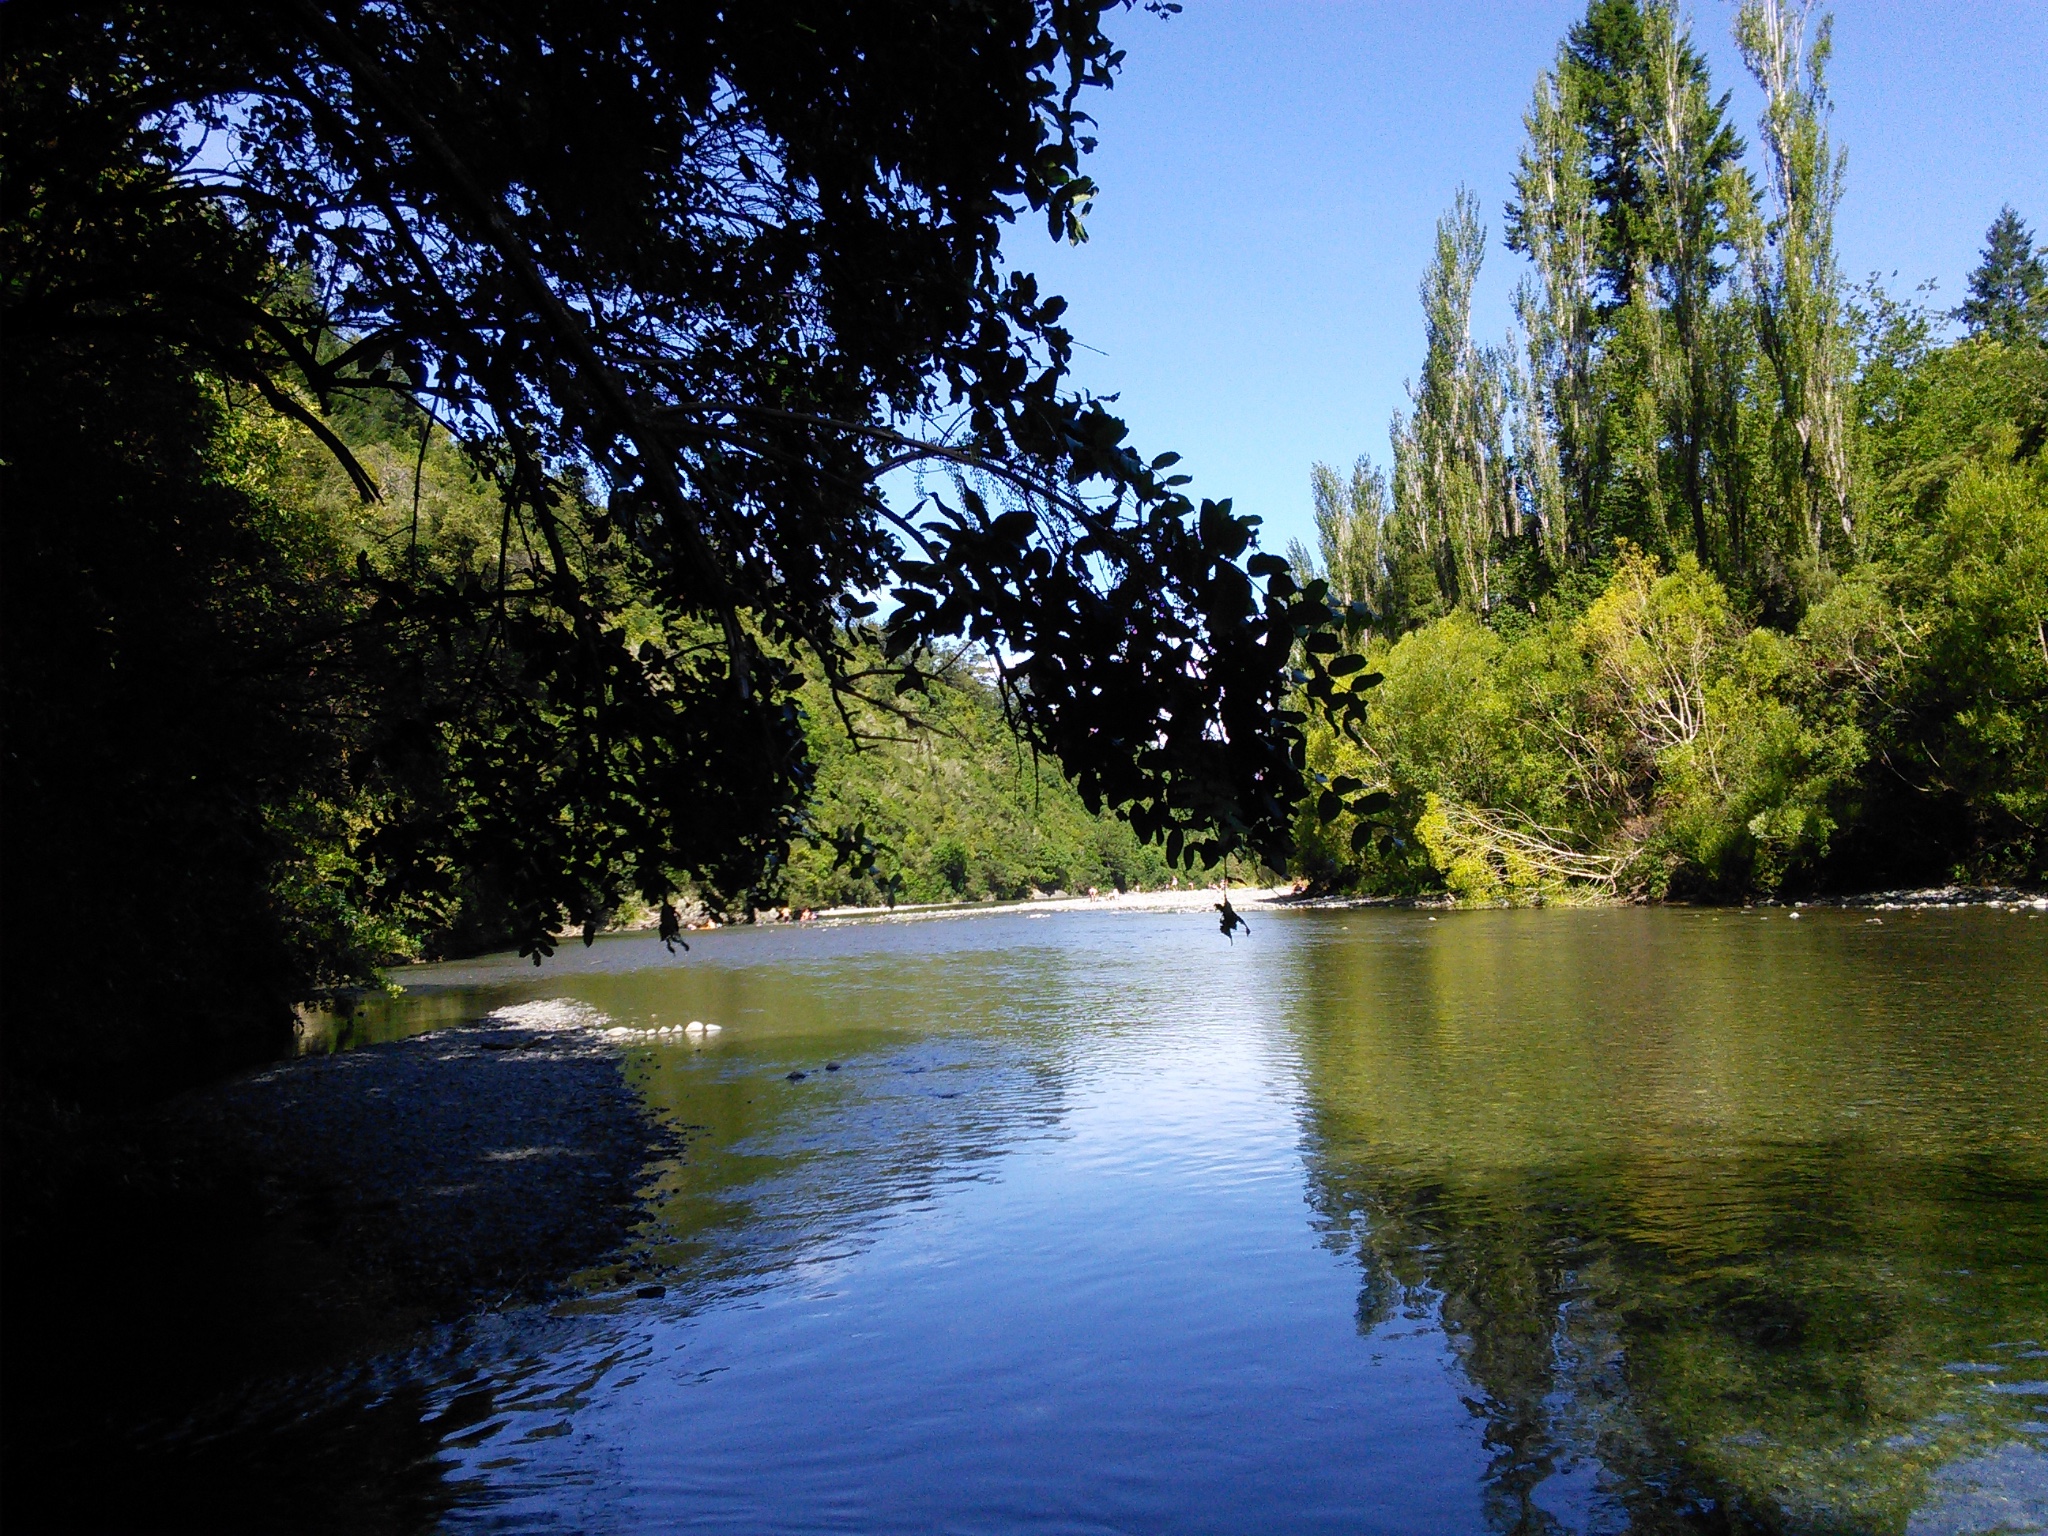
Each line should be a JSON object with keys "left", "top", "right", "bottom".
{"left": 1005, "top": 1, "right": 2048, "bottom": 559}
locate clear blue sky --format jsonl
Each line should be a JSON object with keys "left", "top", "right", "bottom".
{"left": 1006, "top": 1, "right": 2048, "bottom": 559}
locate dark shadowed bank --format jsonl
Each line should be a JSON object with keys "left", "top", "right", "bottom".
{"left": 1, "top": 1003, "right": 667, "bottom": 1535}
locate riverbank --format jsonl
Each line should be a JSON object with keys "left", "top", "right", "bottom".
{"left": 813, "top": 883, "right": 1303, "bottom": 924}
{"left": 784, "top": 880, "right": 2047, "bottom": 926}
{"left": 178, "top": 998, "right": 663, "bottom": 1319}
{"left": 2, "top": 1000, "right": 664, "bottom": 1533}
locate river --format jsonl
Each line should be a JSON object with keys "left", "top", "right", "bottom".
{"left": 204, "top": 905, "right": 2048, "bottom": 1530}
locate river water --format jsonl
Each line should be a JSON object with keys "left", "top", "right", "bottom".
{"left": 294, "top": 905, "right": 2045, "bottom": 1530}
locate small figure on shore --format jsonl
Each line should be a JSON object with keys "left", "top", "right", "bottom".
{"left": 1216, "top": 894, "right": 1249, "bottom": 943}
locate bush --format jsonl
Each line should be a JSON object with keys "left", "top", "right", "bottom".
{"left": 1299, "top": 550, "right": 1868, "bottom": 901}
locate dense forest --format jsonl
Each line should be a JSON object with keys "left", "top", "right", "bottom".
{"left": 783, "top": 666, "right": 1180, "bottom": 911}
{"left": 1288, "top": 0, "right": 2046, "bottom": 901}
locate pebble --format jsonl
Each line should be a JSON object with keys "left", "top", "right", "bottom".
{"left": 786, "top": 1070, "right": 807, "bottom": 1082}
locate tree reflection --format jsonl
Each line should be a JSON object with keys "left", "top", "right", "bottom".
{"left": 1288, "top": 911, "right": 2048, "bottom": 1534}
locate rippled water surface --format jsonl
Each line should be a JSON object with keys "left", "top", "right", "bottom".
{"left": 311, "top": 906, "right": 2046, "bottom": 1532}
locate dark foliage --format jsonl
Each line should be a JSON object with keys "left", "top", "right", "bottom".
{"left": 1, "top": 2, "right": 1375, "bottom": 1094}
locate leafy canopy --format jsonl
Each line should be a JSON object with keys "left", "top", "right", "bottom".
{"left": 2, "top": 2, "right": 1376, "bottom": 988}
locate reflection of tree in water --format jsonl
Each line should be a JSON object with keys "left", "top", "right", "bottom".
{"left": 1309, "top": 1126, "right": 2048, "bottom": 1533}
{"left": 1324, "top": 1155, "right": 1701, "bottom": 1534}
{"left": 1287, "top": 912, "right": 2048, "bottom": 1534}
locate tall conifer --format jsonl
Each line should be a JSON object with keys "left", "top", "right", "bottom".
{"left": 1509, "top": 0, "right": 1745, "bottom": 578}
{"left": 1959, "top": 207, "right": 2048, "bottom": 344}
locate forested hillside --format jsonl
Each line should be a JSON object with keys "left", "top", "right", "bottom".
{"left": 214, "top": 396, "right": 1178, "bottom": 964}
{"left": 782, "top": 663, "right": 1177, "bottom": 911}
{"left": 1290, "top": 0, "right": 2046, "bottom": 900}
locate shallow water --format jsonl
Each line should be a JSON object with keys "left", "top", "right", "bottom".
{"left": 292, "top": 906, "right": 2044, "bottom": 1530}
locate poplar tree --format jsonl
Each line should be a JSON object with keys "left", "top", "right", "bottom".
{"left": 1391, "top": 189, "right": 1516, "bottom": 614}
{"left": 1506, "top": 65, "right": 1599, "bottom": 569}
{"left": 1738, "top": 0, "right": 1853, "bottom": 584}
{"left": 1304, "top": 457, "right": 1391, "bottom": 625}
{"left": 1508, "top": 282, "right": 1571, "bottom": 573}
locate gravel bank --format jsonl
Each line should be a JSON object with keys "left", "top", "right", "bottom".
{"left": 1793, "top": 885, "right": 2047, "bottom": 910}
{"left": 175, "top": 997, "right": 664, "bottom": 1321}
{"left": 4, "top": 1001, "right": 667, "bottom": 1532}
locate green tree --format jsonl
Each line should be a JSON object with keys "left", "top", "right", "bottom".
{"left": 1302, "top": 0, "right": 2042, "bottom": 901}
{"left": 1737, "top": 0, "right": 1855, "bottom": 595}
{"left": 1507, "top": 61, "right": 1601, "bottom": 571}
{"left": 1508, "top": 0, "right": 1750, "bottom": 590}
{"left": 1628, "top": 2, "right": 1748, "bottom": 569}
{"left": 1560, "top": 0, "right": 1660, "bottom": 305}
{"left": 1391, "top": 189, "right": 1517, "bottom": 615}
{"left": 1958, "top": 206, "right": 2048, "bottom": 345}
{"left": 1292, "top": 455, "right": 1438, "bottom": 639}
{"left": 776, "top": 646, "right": 1174, "bottom": 909}
{"left": 1304, "top": 457, "right": 1389, "bottom": 619}
{"left": 1806, "top": 332, "right": 2048, "bottom": 884}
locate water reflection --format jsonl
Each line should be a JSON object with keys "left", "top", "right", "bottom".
{"left": 394, "top": 912, "right": 1463, "bottom": 1532}
{"left": 112, "top": 907, "right": 2048, "bottom": 1533}
{"left": 1289, "top": 907, "right": 2048, "bottom": 1533}
{"left": 607, "top": 950, "right": 1086, "bottom": 1304}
